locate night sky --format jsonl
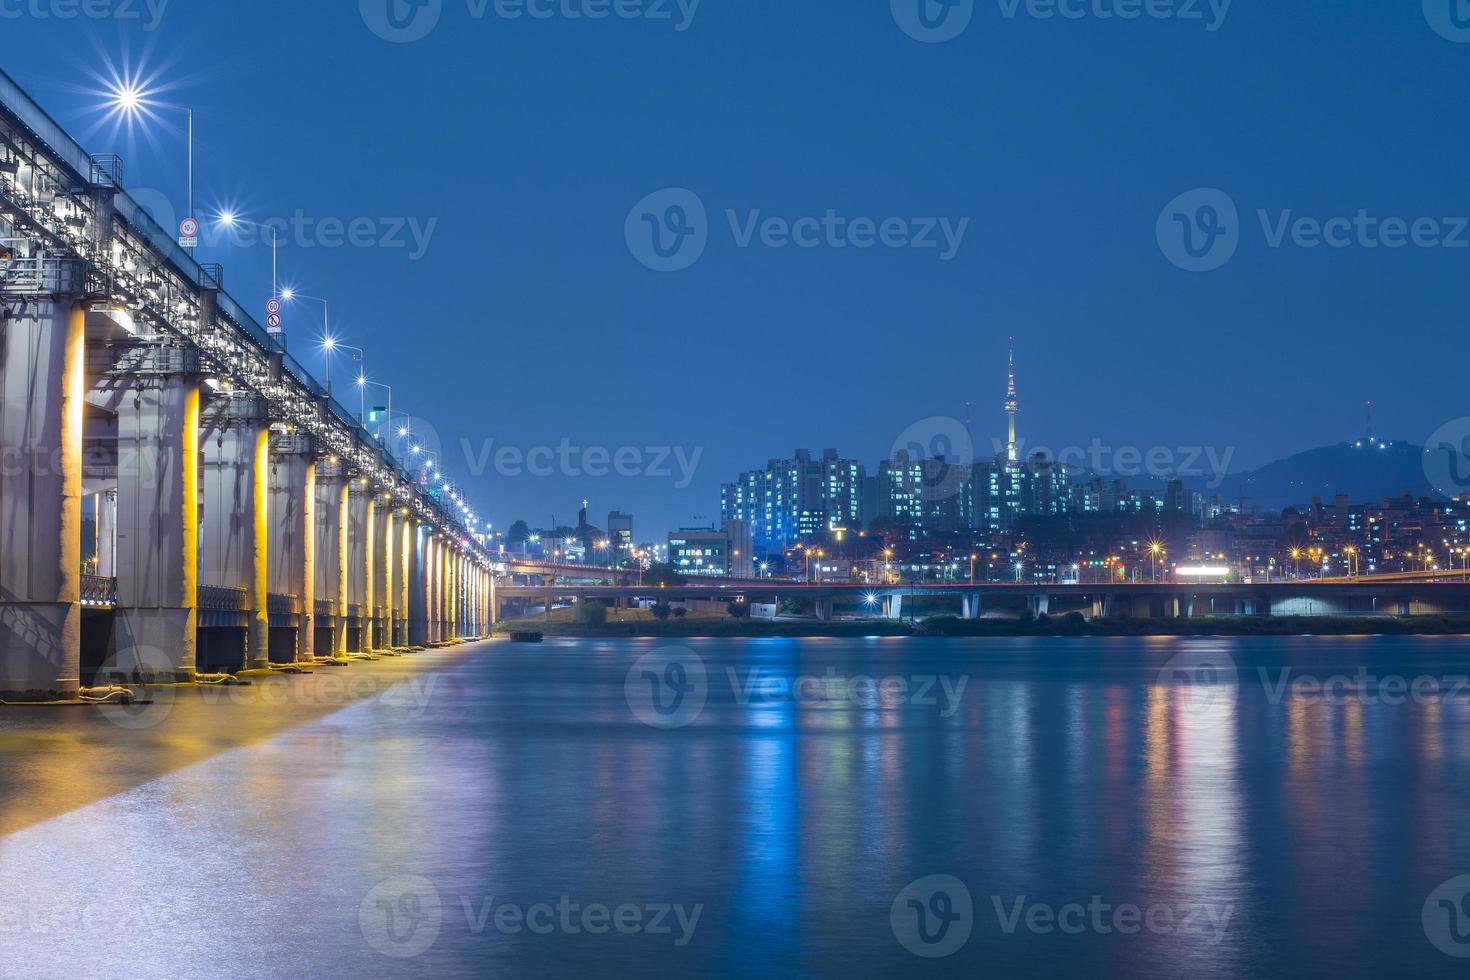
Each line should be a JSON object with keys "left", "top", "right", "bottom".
{"left": 5, "top": 1, "right": 1467, "bottom": 538}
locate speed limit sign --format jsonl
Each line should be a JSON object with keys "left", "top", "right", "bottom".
{"left": 266, "top": 298, "right": 281, "bottom": 316}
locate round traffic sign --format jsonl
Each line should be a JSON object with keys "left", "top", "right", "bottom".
{"left": 267, "top": 313, "right": 282, "bottom": 329}
{"left": 179, "top": 217, "right": 199, "bottom": 238}
{"left": 266, "top": 299, "right": 282, "bottom": 315}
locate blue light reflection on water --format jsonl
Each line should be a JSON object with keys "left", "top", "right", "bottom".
{"left": 5, "top": 635, "right": 1470, "bottom": 978}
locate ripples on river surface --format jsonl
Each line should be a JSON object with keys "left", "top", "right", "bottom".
{"left": 8, "top": 634, "right": 1470, "bottom": 979}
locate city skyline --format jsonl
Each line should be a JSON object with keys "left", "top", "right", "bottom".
{"left": 505, "top": 343, "right": 1428, "bottom": 542}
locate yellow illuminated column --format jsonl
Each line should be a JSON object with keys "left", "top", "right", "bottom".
{"left": 0, "top": 303, "right": 84, "bottom": 698}
{"left": 490, "top": 566, "right": 498, "bottom": 628}
{"left": 179, "top": 384, "right": 200, "bottom": 675}
{"left": 399, "top": 512, "right": 411, "bottom": 647}
{"left": 426, "top": 534, "right": 439, "bottom": 643}
{"left": 299, "top": 459, "right": 316, "bottom": 663}
{"left": 336, "top": 480, "right": 349, "bottom": 657}
{"left": 380, "top": 503, "right": 395, "bottom": 650}
{"left": 247, "top": 426, "right": 270, "bottom": 670}
{"left": 110, "top": 353, "right": 201, "bottom": 683}
{"left": 439, "top": 541, "right": 450, "bottom": 641}
{"left": 363, "top": 493, "right": 375, "bottom": 651}
{"left": 449, "top": 550, "right": 459, "bottom": 640}
{"left": 269, "top": 433, "right": 316, "bottom": 665}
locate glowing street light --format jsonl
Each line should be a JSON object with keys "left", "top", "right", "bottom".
{"left": 214, "top": 210, "right": 284, "bottom": 300}
{"left": 106, "top": 81, "right": 194, "bottom": 249}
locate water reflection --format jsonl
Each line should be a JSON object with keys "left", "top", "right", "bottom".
{"left": 5, "top": 636, "right": 1470, "bottom": 978}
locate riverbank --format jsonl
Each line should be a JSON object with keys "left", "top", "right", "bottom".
{"left": 496, "top": 615, "right": 1470, "bottom": 639}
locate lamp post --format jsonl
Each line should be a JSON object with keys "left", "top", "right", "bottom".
{"left": 107, "top": 84, "right": 194, "bottom": 251}
{"left": 215, "top": 211, "right": 282, "bottom": 298}
{"left": 288, "top": 295, "right": 360, "bottom": 400}
{"left": 359, "top": 378, "right": 393, "bottom": 440}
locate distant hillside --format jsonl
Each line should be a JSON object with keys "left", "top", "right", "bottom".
{"left": 1198, "top": 440, "right": 1436, "bottom": 511}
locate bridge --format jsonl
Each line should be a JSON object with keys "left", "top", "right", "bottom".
{"left": 495, "top": 580, "right": 1470, "bottom": 622}
{"left": 490, "top": 553, "right": 642, "bottom": 584}
{"left": 0, "top": 70, "right": 496, "bottom": 699}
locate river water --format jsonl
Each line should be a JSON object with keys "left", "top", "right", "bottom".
{"left": 6, "top": 635, "right": 1470, "bottom": 978}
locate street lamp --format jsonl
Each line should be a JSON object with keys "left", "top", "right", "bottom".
{"left": 215, "top": 211, "right": 283, "bottom": 298}
{"left": 107, "top": 83, "right": 194, "bottom": 250}
{"left": 359, "top": 378, "right": 393, "bottom": 441}
{"left": 326, "top": 335, "right": 364, "bottom": 399}
{"left": 286, "top": 294, "right": 360, "bottom": 397}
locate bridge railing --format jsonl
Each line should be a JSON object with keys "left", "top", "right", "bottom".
{"left": 198, "top": 585, "right": 248, "bottom": 613}
{"left": 267, "top": 593, "right": 301, "bottom": 615}
{"left": 0, "top": 69, "right": 94, "bottom": 185}
{"left": 0, "top": 68, "right": 479, "bottom": 551}
{"left": 80, "top": 574, "right": 117, "bottom": 607}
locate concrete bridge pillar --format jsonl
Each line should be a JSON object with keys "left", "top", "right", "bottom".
{"left": 268, "top": 432, "right": 315, "bottom": 664}
{"left": 346, "top": 482, "right": 372, "bottom": 653}
{"left": 418, "top": 531, "right": 433, "bottom": 643}
{"left": 449, "top": 548, "right": 461, "bottom": 638}
{"left": 372, "top": 497, "right": 393, "bottom": 650}
{"left": 455, "top": 551, "right": 466, "bottom": 637}
{"left": 406, "top": 520, "right": 424, "bottom": 646}
{"left": 489, "top": 568, "right": 498, "bottom": 628}
{"left": 396, "top": 511, "right": 412, "bottom": 647}
{"left": 448, "top": 549, "right": 459, "bottom": 639}
{"left": 467, "top": 563, "right": 478, "bottom": 636}
{"left": 961, "top": 592, "right": 982, "bottom": 620}
{"left": 110, "top": 351, "right": 200, "bottom": 682}
{"left": 200, "top": 396, "right": 271, "bottom": 671}
{"left": 476, "top": 567, "right": 485, "bottom": 635}
{"left": 885, "top": 593, "right": 903, "bottom": 620}
{"left": 476, "top": 564, "right": 485, "bottom": 635}
{"left": 814, "top": 597, "right": 834, "bottom": 622}
{"left": 1030, "top": 594, "right": 1050, "bottom": 617}
{"left": 0, "top": 301, "right": 84, "bottom": 699}
{"left": 314, "top": 458, "right": 349, "bottom": 658}
{"left": 428, "top": 533, "right": 444, "bottom": 642}
{"left": 438, "top": 543, "right": 449, "bottom": 637}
